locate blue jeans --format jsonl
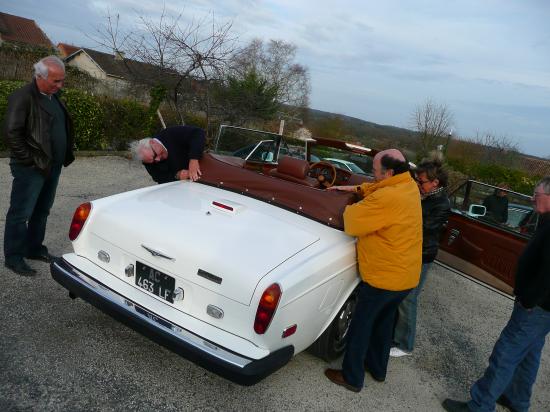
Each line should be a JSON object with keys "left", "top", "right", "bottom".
{"left": 342, "top": 282, "right": 411, "bottom": 388}
{"left": 393, "top": 263, "right": 431, "bottom": 352}
{"left": 4, "top": 161, "right": 62, "bottom": 265}
{"left": 468, "top": 302, "right": 550, "bottom": 412}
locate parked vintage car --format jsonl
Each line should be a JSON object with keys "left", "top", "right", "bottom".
{"left": 437, "top": 180, "right": 537, "bottom": 295}
{"left": 51, "top": 126, "right": 380, "bottom": 385}
{"left": 323, "top": 158, "right": 368, "bottom": 175}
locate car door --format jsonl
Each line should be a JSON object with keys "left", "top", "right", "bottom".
{"left": 437, "top": 180, "right": 536, "bottom": 295}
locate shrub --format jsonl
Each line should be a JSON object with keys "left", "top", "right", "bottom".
{"left": 99, "top": 97, "right": 150, "bottom": 150}
{"left": 0, "top": 80, "right": 25, "bottom": 150}
{"left": 0, "top": 80, "right": 222, "bottom": 154}
{"left": 62, "top": 88, "right": 105, "bottom": 150}
{"left": 447, "top": 157, "right": 538, "bottom": 194}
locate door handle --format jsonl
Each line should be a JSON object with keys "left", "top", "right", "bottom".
{"left": 448, "top": 229, "right": 460, "bottom": 245}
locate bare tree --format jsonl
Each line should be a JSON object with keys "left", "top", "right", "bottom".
{"left": 229, "top": 39, "right": 310, "bottom": 115}
{"left": 88, "top": 7, "right": 238, "bottom": 132}
{"left": 411, "top": 98, "right": 453, "bottom": 161}
{"left": 467, "top": 131, "right": 520, "bottom": 167}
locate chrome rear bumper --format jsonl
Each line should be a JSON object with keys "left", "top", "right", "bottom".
{"left": 51, "top": 257, "right": 293, "bottom": 385}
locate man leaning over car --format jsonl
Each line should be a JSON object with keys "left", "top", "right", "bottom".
{"left": 324, "top": 149, "right": 422, "bottom": 392}
{"left": 130, "top": 125, "right": 206, "bottom": 184}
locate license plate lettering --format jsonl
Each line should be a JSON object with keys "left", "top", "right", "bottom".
{"left": 135, "top": 261, "right": 176, "bottom": 303}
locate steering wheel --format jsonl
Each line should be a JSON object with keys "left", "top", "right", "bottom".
{"left": 309, "top": 161, "right": 337, "bottom": 188}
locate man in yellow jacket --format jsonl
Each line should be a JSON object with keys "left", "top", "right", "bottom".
{"left": 325, "top": 149, "right": 422, "bottom": 392}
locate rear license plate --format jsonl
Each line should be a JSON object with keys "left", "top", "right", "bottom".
{"left": 135, "top": 261, "right": 175, "bottom": 303}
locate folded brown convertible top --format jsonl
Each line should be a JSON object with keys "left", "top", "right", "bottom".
{"left": 199, "top": 153, "right": 357, "bottom": 230}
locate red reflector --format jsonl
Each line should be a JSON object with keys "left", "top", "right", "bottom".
{"left": 282, "top": 324, "right": 297, "bottom": 338}
{"left": 212, "top": 201, "right": 234, "bottom": 211}
{"left": 69, "top": 202, "right": 92, "bottom": 241}
{"left": 254, "top": 283, "right": 281, "bottom": 334}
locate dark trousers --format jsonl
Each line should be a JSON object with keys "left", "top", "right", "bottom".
{"left": 342, "top": 281, "right": 411, "bottom": 388}
{"left": 4, "top": 161, "right": 62, "bottom": 265}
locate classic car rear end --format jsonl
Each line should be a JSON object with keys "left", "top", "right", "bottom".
{"left": 52, "top": 167, "right": 360, "bottom": 384}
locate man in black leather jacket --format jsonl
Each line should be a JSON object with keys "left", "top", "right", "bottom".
{"left": 3, "top": 55, "right": 74, "bottom": 276}
{"left": 391, "top": 158, "right": 451, "bottom": 356}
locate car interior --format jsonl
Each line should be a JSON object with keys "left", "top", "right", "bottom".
{"left": 213, "top": 125, "right": 374, "bottom": 189}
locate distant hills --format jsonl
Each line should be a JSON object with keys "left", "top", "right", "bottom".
{"left": 304, "top": 107, "right": 419, "bottom": 149}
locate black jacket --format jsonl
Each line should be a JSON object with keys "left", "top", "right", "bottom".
{"left": 483, "top": 193, "right": 508, "bottom": 223}
{"left": 514, "top": 214, "right": 550, "bottom": 311}
{"left": 145, "top": 126, "right": 206, "bottom": 184}
{"left": 3, "top": 80, "right": 74, "bottom": 174}
{"left": 422, "top": 189, "right": 451, "bottom": 263}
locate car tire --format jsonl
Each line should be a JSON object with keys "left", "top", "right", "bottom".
{"left": 307, "top": 288, "right": 358, "bottom": 361}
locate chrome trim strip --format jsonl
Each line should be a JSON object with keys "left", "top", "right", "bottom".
{"left": 141, "top": 244, "right": 175, "bottom": 261}
{"left": 52, "top": 260, "right": 252, "bottom": 368}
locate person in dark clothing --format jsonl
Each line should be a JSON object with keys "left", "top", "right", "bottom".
{"left": 391, "top": 159, "right": 451, "bottom": 357}
{"left": 3, "top": 56, "right": 75, "bottom": 276}
{"left": 132, "top": 126, "right": 206, "bottom": 184}
{"left": 483, "top": 185, "right": 509, "bottom": 224}
{"left": 443, "top": 176, "right": 550, "bottom": 412}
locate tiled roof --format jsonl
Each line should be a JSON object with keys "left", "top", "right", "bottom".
{"left": 57, "top": 43, "right": 80, "bottom": 57}
{"left": 0, "top": 12, "right": 52, "bottom": 48}
{"left": 519, "top": 155, "right": 550, "bottom": 177}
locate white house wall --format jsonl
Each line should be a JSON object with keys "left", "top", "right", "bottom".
{"left": 67, "top": 53, "right": 107, "bottom": 80}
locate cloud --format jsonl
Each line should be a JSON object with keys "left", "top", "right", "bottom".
{"left": 3, "top": 0, "right": 549, "bottom": 156}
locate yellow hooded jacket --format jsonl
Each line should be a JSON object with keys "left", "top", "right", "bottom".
{"left": 343, "top": 172, "right": 422, "bottom": 291}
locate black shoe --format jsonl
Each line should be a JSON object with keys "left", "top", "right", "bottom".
{"left": 26, "top": 251, "right": 54, "bottom": 263}
{"left": 497, "top": 394, "right": 519, "bottom": 412}
{"left": 5, "top": 260, "right": 37, "bottom": 277}
{"left": 364, "top": 363, "right": 385, "bottom": 382}
{"left": 442, "top": 399, "right": 471, "bottom": 412}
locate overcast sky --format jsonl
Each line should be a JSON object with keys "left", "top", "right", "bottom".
{"left": 3, "top": 0, "right": 549, "bottom": 157}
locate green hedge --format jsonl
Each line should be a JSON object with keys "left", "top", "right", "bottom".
{"left": 0, "top": 80, "right": 155, "bottom": 151}
{"left": 0, "top": 80, "right": 25, "bottom": 150}
{"left": 98, "top": 96, "right": 150, "bottom": 150}
{"left": 62, "top": 88, "right": 105, "bottom": 150}
{"left": 447, "top": 157, "right": 538, "bottom": 194}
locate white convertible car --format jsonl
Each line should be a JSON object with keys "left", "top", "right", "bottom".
{"left": 51, "top": 126, "right": 378, "bottom": 385}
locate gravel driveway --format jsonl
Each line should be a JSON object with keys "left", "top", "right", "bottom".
{"left": 1, "top": 156, "right": 548, "bottom": 411}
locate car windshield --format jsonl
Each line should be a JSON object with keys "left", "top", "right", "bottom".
{"left": 213, "top": 125, "right": 374, "bottom": 173}
{"left": 214, "top": 125, "right": 307, "bottom": 162}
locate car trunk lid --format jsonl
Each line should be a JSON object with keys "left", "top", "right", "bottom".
{"left": 88, "top": 183, "right": 319, "bottom": 305}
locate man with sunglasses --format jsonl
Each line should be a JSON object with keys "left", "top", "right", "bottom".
{"left": 132, "top": 125, "right": 206, "bottom": 184}
{"left": 443, "top": 176, "right": 550, "bottom": 412}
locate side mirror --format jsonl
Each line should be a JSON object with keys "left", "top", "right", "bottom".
{"left": 467, "top": 204, "right": 486, "bottom": 217}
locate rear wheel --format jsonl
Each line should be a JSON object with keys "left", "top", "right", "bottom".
{"left": 307, "top": 288, "right": 358, "bottom": 361}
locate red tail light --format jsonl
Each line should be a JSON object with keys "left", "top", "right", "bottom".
{"left": 254, "top": 283, "right": 281, "bottom": 334}
{"left": 69, "top": 202, "right": 92, "bottom": 241}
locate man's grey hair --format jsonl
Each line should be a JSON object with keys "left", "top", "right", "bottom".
{"left": 34, "top": 56, "right": 65, "bottom": 79}
{"left": 536, "top": 176, "right": 550, "bottom": 194}
{"left": 129, "top": 138, "right": 153, "bottom": 161}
